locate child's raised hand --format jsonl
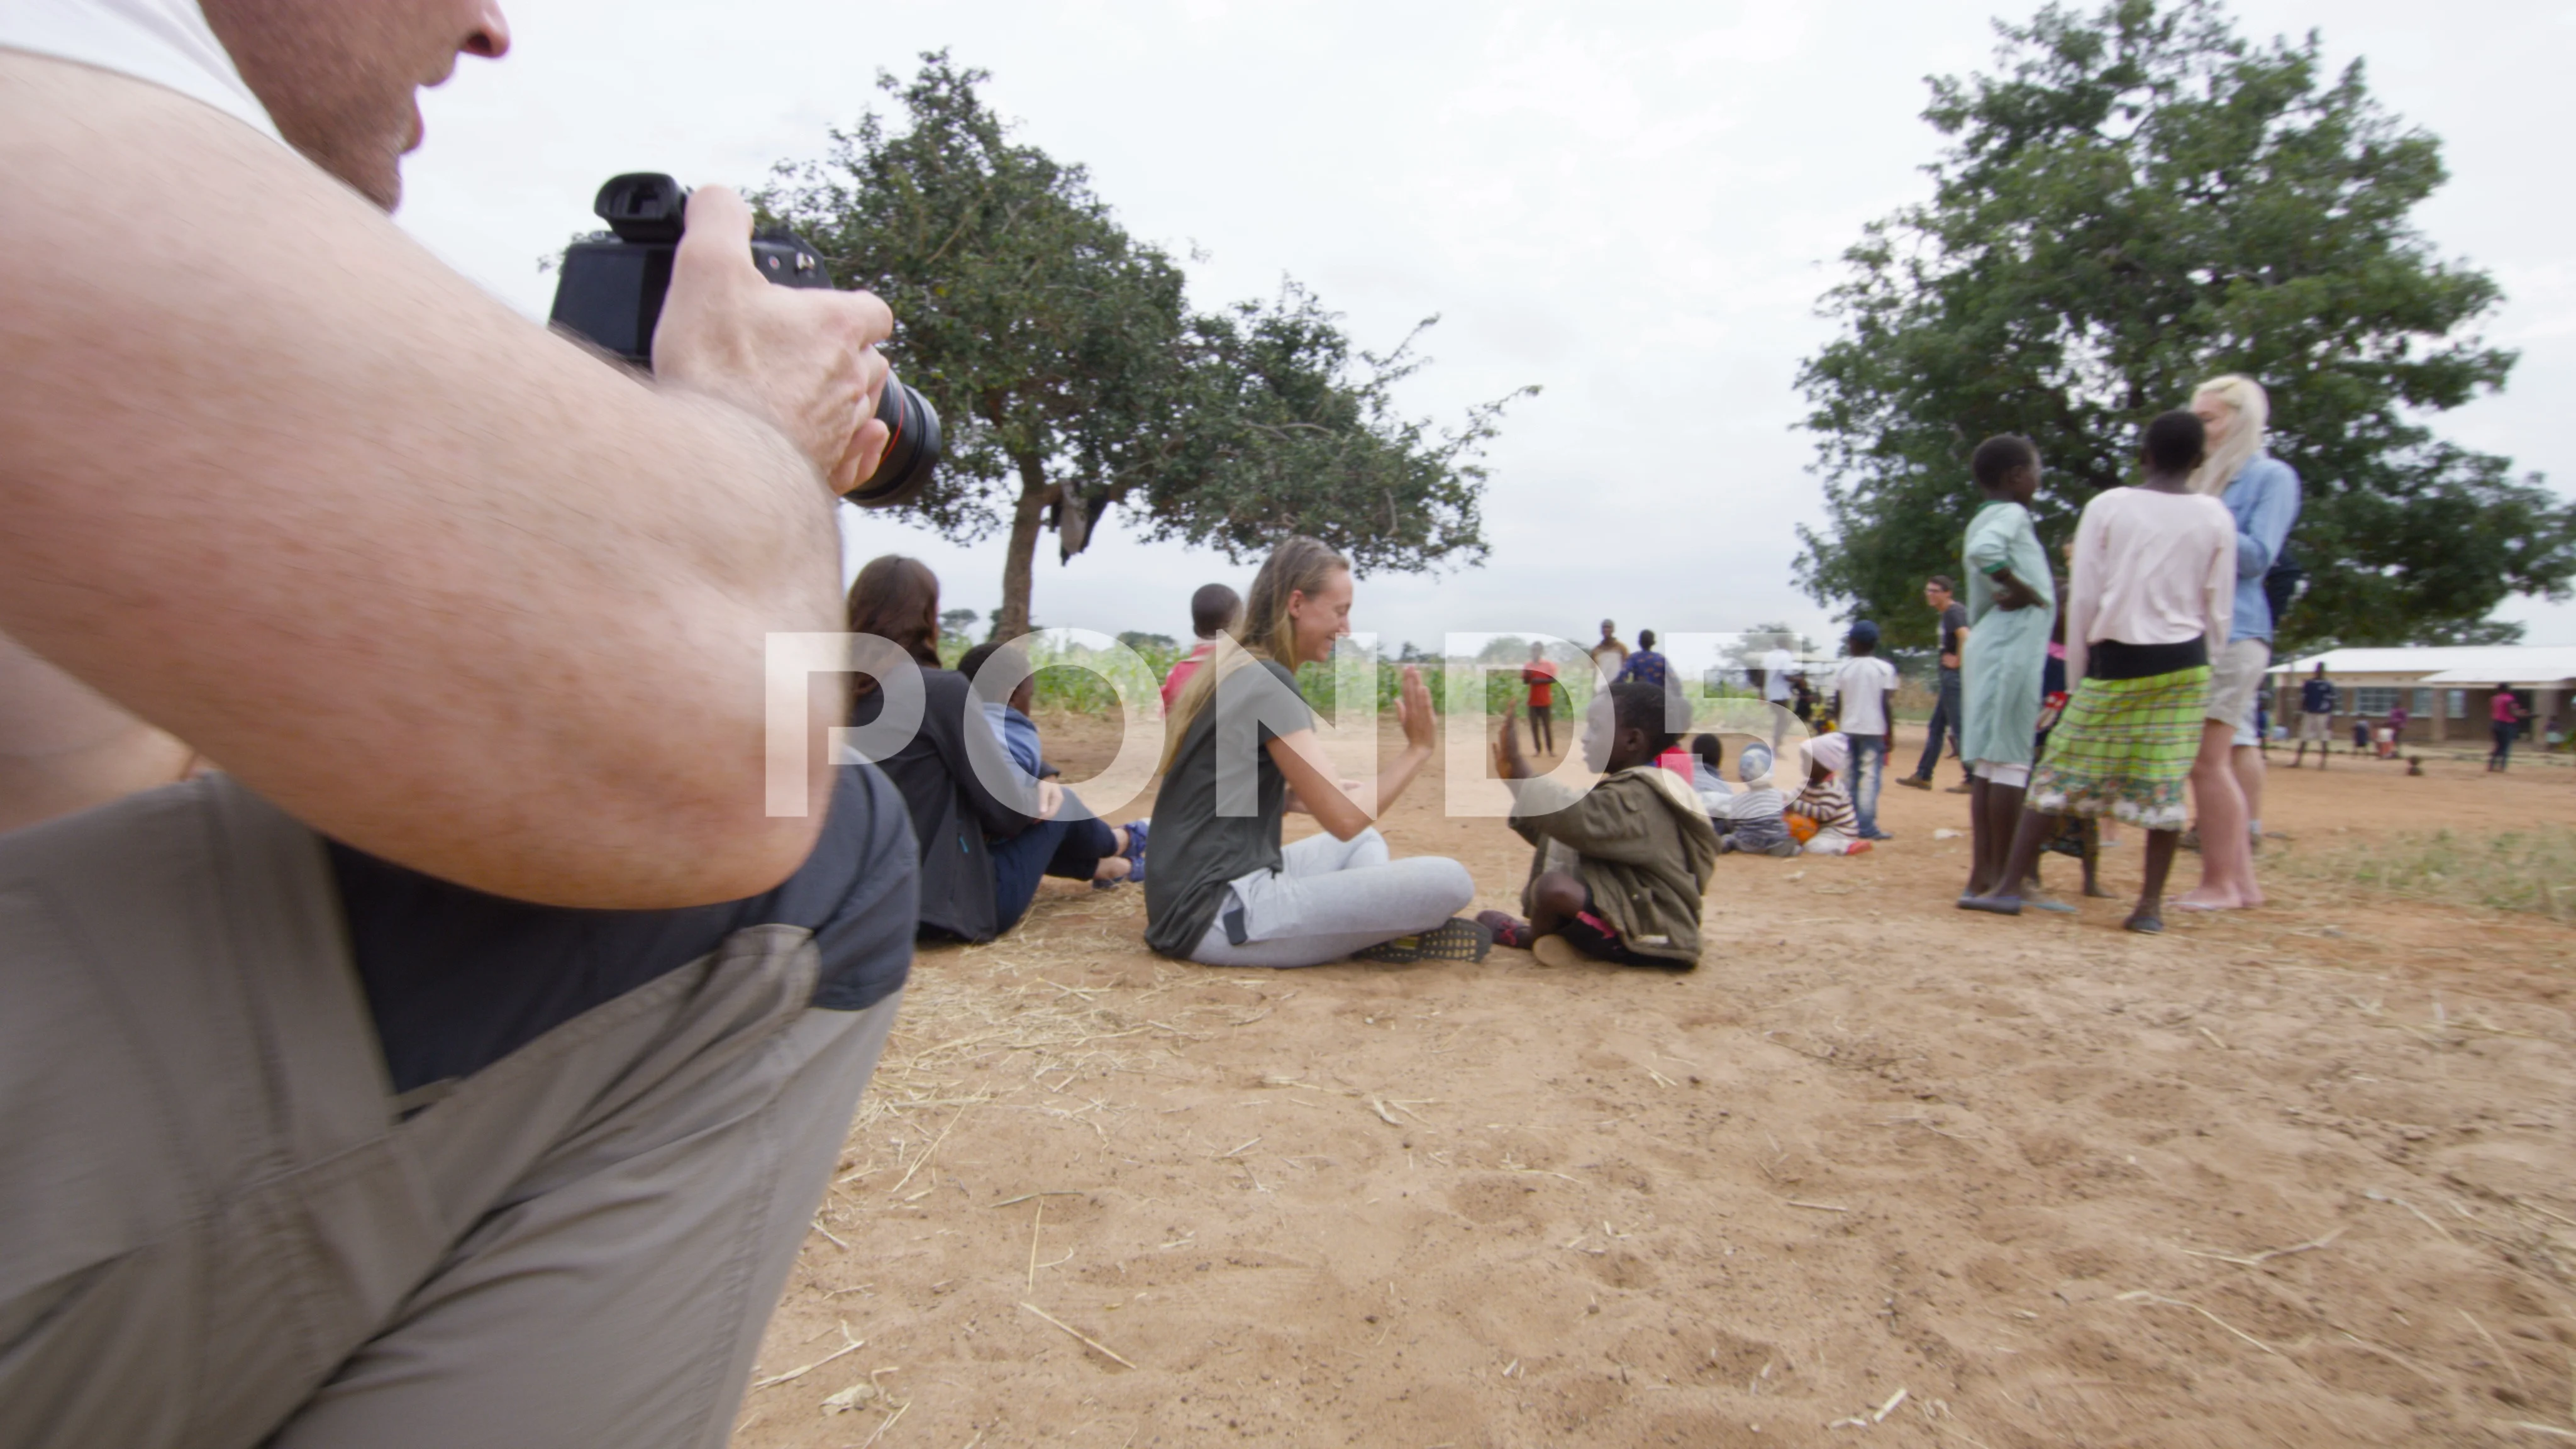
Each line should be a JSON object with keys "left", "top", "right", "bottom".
{"left": 1494, "top": 702, "right": 1534, "bottom": 780}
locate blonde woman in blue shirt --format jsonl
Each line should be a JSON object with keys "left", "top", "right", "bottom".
{"left": 2177, "top": 375, "right": 2301, "bottom": 911}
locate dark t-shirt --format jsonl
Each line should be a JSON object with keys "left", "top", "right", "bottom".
{"left": 1938, "top": 602, "right": 1968, "bottom": 680}
{"left": 1142, "top": 658, "right": 1311, "bottom": 957}
{"left": 2301, "top": 678, "right": 2336, "bottom": 714}
{"left": 335, "top": 763, "right": 918, "bottom": 1094}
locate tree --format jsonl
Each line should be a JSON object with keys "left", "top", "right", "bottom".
{"left": 1795, "top": 0, "right": 2575, "bottom": 652}
{"left": 764, "top": 55, "right": 1526, "bottom": 639}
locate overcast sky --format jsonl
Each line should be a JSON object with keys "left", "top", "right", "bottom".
{"left": 396, "top": 0, "right": 2576, "bottom": 662}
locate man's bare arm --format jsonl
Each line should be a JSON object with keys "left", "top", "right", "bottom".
{"left": 0, "top": 55, "right": 887, "bottom": 907}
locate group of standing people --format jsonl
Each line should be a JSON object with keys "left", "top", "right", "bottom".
{"left": 1955, "top": 375, "right": 2301, "bottom": 932}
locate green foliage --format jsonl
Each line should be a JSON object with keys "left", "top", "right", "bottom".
{"left": 2276, "top": 826, "right": 2576, "bottom": 921}
{"left": 1796, "top": 0, "right": 2575, "bottom": 652}
{"left": 762, "top": 54, "right": 1528, "bottom": 638}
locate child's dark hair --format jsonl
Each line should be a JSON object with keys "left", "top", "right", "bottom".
{"left": 1607, "top": 682, "right": 1680, "bottom": 754}
{"left": 956, "top": 641, "right": 1028, "bottom": 700}
{"left": 1690, "top": 733, "right": 1724, "bottom": 770}
{"left": 2142, "top": 409, "right": 2206, "bottom": 474}
{"left": 1971, "top": 434, "right": 2039, "bottom": 489}
{"left": 1189, "top": 582, "right": 1242, "bottom": 640}
{"left": 1638, "top": 628, "right": 1658, "bottom": 649}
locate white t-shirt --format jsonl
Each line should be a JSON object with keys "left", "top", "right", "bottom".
{"left": 2063, "top": 487, "right": 2236, "bottom": 685}
{"left": 1760, "top": 647, "right": 1796, "bottom": 702}
{"left": 0, "top": 0, "right": 282, "bottom": 142}
{"left": 1833, "top": 655, "right": 1897, "bottom": 735}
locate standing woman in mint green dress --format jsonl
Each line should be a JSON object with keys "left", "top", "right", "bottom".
{"left": 1958, "top": 436, "right": 2057, "bottom": 901}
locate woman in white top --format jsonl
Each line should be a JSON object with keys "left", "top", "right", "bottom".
{"left": 1963, "top": 411, "right": 2236, "bottom": 933}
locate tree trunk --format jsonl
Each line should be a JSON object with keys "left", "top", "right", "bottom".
{"left": 992, "top": 452, "right": 1058, "bottom": 641}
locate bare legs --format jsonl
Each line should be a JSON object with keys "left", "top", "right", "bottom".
{"left": 1962, "top": 776, "right": 2027, "bottom": 898}
{"left": 1526, "top": 870, "right": 1585, "bottom": 936}
{"left": 2233, "top": 743, "right": 2263, "bottom": 837}
{"left": 2177, "top": 720, "right": 2260, "bottom": 908}
{"left": 1962, "top": 806, "right": 2177, "bottom": 933}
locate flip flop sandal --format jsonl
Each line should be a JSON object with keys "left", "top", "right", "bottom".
{"left": 2025, "top": 894, "right": 2077, "bottom": 914}
{"left": 1353, "top": 917, "right": 1494, "bottom": 964}
{"left": 1475, "top": 910, "right": 1533, "bottom": 950}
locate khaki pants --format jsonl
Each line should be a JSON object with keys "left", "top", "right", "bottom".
{"left": 0, "top": 777, "right": 898, "bottom": 1449}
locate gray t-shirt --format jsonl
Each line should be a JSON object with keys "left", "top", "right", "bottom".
{"left": 1938, "top": 602, "right": 1968, "bottom": 682}
{"left": 1143, "top": 658, "right": 1311, "bottom": 957}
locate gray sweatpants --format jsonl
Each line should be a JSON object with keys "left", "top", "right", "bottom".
{"left": 1189, "top": 826, "right": 1475, "bottom": 967}
{"left": 0, "top": 777, "right": 898, "bottom": 1449}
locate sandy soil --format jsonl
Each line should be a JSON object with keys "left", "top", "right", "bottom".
{"left": 735, "top": 719, "right": 2576, "bottom": 1449}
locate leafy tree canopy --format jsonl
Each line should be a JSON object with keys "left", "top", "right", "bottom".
{"left": 1796, "top": 0, "right": 2574, "bottom": 651}
{"left": 763, "top": 54, "right": 1528, "bottom": 638}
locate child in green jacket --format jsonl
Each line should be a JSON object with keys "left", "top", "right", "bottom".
{"left": 1484, "top": 684, "right": 1719, "bottom": 969}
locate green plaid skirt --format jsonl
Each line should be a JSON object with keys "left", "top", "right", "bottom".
{"left": 2027, "top": 665, "right": 2209, "bottom": 830}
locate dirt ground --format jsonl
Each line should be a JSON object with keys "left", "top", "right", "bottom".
{"left": 735, "top": 718, "right": 2576, "bottom": 1449}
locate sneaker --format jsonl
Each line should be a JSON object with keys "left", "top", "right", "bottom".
{"left": 1353, "top": 917, "right": 1494, "bottom": 964}
{"left": 1943, "top": 782, "right": 1975, "bottom": 794}
{"left": 1121, "top": 817, "right": 1150, "bottom": 883}
{"left": 1895, "top": 775, "right": 1932, "bottom": 791}
{"left": 1475, "top": 909, "right": 1534, "bottom": 950}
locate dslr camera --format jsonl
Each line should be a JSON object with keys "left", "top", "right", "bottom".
{"left": 548, "top": 172, "right": 940, "bottom": 508}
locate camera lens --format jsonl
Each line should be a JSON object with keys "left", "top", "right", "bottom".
{"left": 848, "top": 375, "right": 941, "bottom": 508}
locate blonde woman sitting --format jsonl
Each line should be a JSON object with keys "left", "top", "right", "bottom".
{"left": 1142, "top": 536, "right": 1484, "bottom": 966}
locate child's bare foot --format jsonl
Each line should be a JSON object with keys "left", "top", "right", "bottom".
{"left": 2124, "top": 906, "right": 2164, "bottom": 933}
{"left": 2083, "top": 882, "right": 2114, "bottom": 899}
{"left": 2172, "top": 886, "right": 2244, "bottom": 911}
{"left": 1957, "top": 892, "right": 2023, "bottom": 916}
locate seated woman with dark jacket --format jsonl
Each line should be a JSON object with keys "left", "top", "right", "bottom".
{"left": 845, "top": 557, "right": 1141, "bottom": 941}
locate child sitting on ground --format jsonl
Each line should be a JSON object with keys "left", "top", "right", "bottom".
{"left": 960, "top": 641, "right": 1148, "bottom": 886}
{"left": 1715, "top": 741, "right": 1799, "bottom": 857}
{"left": 1687, "top": 733, "right": 1733, "bottom": 811}
{"left": 1787, "top": 733, "right": 1872, "bottom": 855}
{"left": 1482, "top": 685, "right": 1719, "bottom": 969}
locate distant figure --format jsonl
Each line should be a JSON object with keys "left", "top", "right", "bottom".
{"left": 1589, "top": 619, "right": 1630, "bottom": 680}
{"left": 1829, "top": 621, "right": 1899, "bottom": 841}
{"left": 1963, "top": 409, "right": 2235, "bottom": 933}
{"left": 1899, "top": 574, "right": 1971, "bottom": 791}
{"left": 2352, "top": 716, "right": 2372, "bottom": 753}
{"left": 2293, "top": 662, "right": 2334, "bottom": 767}
{"left": 2491, "top": 686, "right": 2530, "bottom": 771}
{"left": 1160, "top": 582, "right": 1243, "bottom": 715}
{"left": 1789, "top": 673, "right": 1818, "bottom": 728}
{"left": 1520, "top": 641, "right": 1560, "bottom": 755}
{"left": 1617, "top": 628, "right": 1670, "bottom": 691}
{"left": 2382, "top": 698, "right": 2409, "bottom": 758}
{"left": 2254, "top": 686, "right": 2272, "bottom": 754}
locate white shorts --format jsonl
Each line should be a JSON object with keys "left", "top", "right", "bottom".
{"left": 2299, "top": 713, "right": 2333, "bottom": 742}
{"left": 1968, "top": 760, "right": 2030, "bottom": 789}
{"left": 2205, "top": 638, "right": 2270, "bottom": 729}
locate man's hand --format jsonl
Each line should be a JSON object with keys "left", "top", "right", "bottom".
{"left": 1939, "top": 652, "right": 1960, "bottom": 670}
{"left": 1396, "top": 664, "right": 1437, "bottom": 753}
{"left": 655, "top": 187, "right": 894, "bottom": 497}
